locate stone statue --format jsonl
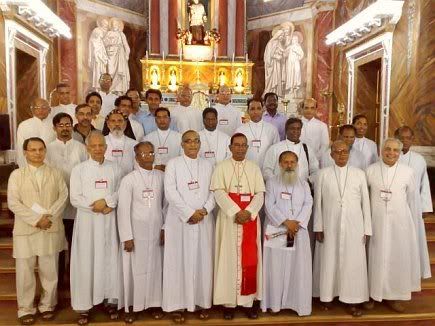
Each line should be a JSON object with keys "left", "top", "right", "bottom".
{"left": 263, "top": 28, "right": 287, "bottom": 97}
{"left": 103, "top": 18, "right": 130, "bottom": 94}
{"left": 284, "top": 33, "right": 304, "bottom": 95}
{"left": 188, "top": 0, "right": 207, "bottom": 44}
{"left": 88, "top": 17, "right": 109, "bottom": 89}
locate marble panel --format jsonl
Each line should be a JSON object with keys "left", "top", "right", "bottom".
{"left": 98, "top": 0, "right": 146, "bottom": 15}
{"left": 247, "top": 0, "right": 304, "bottom": 19}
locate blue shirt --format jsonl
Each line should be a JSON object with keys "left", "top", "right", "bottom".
{"left": 263, "top": 111, "right": 287, "bottom": 140}
{"left": 141, "top": 112, "right": 179, "bottom": 135}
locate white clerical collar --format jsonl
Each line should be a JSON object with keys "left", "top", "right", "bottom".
{"left": 217, "top": 102, "right": 231, "bottom": 108}
{"left": 250, "top": 120, "right": 263, "bottom": 128}
{"left": 157, "top": 128, "right": 170, "bottom": 137}
{"left": 139, "top": 166, "right": 153, "bottom": 175}
{"left": 335, "top": 164, "right": 348, "bottom": 171}
{"left": 302, "top": 116, "right": 314, "bottom": 122}
{"left": 183, "top": 154, "right": 198, "bottom": 162}
{"left": 89, "top": 157, "right": 105, "bottom": 165}
{"left": 381, "top": 160, "right": 398, "bottom": 169}
{"left": 58, "top": 103, "right": 72, "bottom": 108}
{"left": 231, "top": 158, "right": 246, "bottom": 165}
{"left": 56, "top": 138, "right": 73, "bottom": 146}
{"left": 286, "top": 139, "right": 301, "bottom": 146}
{"left": 32, "top": 116, "right": 47, "bottom": 123}
{"left": 205, "top": 129, "right": 217, "bottom": 136}
{"left": 28, "top": 163, "right": 45, "bottom": 172}
{"left": 179, "top": 104, "right": 192, "bottom": 109}
{"left": 401, "top": 150, "right": 411, "bottom": 158}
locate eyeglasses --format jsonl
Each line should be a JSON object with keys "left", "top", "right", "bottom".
{"left": 183, "top": 139, "right": 200, "bottom": 145}
{"left": 56, "top": 123, "right": 72, "bottom": 128}
{"left": 137, "top": 152, "right": 155, "bottom": 157}
{"left": 332, "top": 150, "right": 349, "bottom": 155}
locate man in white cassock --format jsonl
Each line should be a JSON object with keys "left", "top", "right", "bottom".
{"left": 213, "top": 85, "right": 242, "bottom": 136}
{"left": 262, "top": 151, "right": 313, "bottom": 316}
{"left": 263, "top": 117, "right": 318, "bottom": 183}
{"left": 353, "top": 114, "right": 378, "bottom": 166}
{"left": 171, "top": 85, "right": 204, "bottom": 133}
{"left": 70, "top": 131, "right": 121, "bottom": 325}
{"left": 198, "top": 107, "right": 231, "bottom": 166}
{"left": 235, "top": 98, "right": 279, "bottom": 169}
{"left": 313, "top": 140, "right": 372, "bottom": 317}
{"left": 115, "top": 95, "right": 145, "bottom": 141}
{"left": 8, "top": 137, "right": 67, "bottom": 325}
{"left": 51, "top": 83, "right": 77, "bottom": 124}
{"left": 46, "top": 112, "right": 87, "bottom": 284}
{"left": 117, "top": 141, "right": 165, "bottom": 323}
{"left": 300, "top": 98, "right": 329, "bottom": 160}
{"left": 395, "top": 126, "right": 432, "bottom": 279}
{"left": 16, "top": 98, "right": 56, "bottom": 167}
{"left": 320, "top": 125, "right": 366, "bottom": 170}
{"left": 104, "top": 109, "right": 138, "bottom": 178}
{"left": 366, "top": 138, "right": 421, "bottom": 313}
{"left": 98, "top": 73, "right": 118, "bottom": 118}
{"left": 143, "top": 107, "right": 182, "bottom": 172}
{"left": 162, "top": 130, "right": 215, "bottom": 323}
{"left": 211, "top": 133, "right": 265, "bottom": 320}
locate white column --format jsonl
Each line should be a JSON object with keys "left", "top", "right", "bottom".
{"left": 160, "top": 0, "right": 169, "bottom": 55}
{"left": 227, "top": 0, "right": 236, "bottom": 57}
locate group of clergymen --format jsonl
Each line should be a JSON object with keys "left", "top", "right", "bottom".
{"left": 8, "top": 74, "right": 432, "bottom": 325}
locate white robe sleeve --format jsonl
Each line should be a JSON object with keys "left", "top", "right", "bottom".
{"left": 164, "top": 160, "right": 195, "bottom": 223}
{"left": 406, "top": 170, "right": 418, "bottom": 222}
{"left": 313, "top": 171, "right": 324, "bottom": 232}
{"left": 320, "top": 123, "right": 330, "bottom": 156}
{"left": 296, "top": 181, "right": 313, "bottom": 230}
{"left": 117, "top": 176, "right": 133, "bottom": 242}
{"left": 70, "top": 166, "right": 94, "bottom": 211}
{"left": 420, "top": 164, "right": 433, "bottom": 213}
{"left": 265, "top": 180, "right": 287, "bottom": 226}
{"left": 308, "top": 146, "right": 319, "bottom": 184}
{"left": 262, "top": 146, "right": 276, "bottom": 181}
{"left": 47, "top": 171, "right": 68, "bottom": 218}
{"left": 104, "top": 167, "right": 120, "bottom": 208}
{"left": 272, "top": 127, "right": 280, "bottom": 145}
{"left": 214, "top": 190, "right": 241, "bottom": 218}
{"left": 359, "top": 171, "right": 372, "bottom": 236}
{"left": 203, "top": 191, "right": 215, "bottom": 215}
{"left": 7, "top": 171, "right": 41, "bottom": 227}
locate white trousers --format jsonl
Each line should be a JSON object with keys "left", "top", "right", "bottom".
{"left": 16, "top": 254, "right": 59, "bottom": 318}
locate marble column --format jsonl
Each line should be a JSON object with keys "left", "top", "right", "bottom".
{"left": 168, "top": 0, "right": 178, "bottom": 55}
{"left": 150, "top": 0, "right": 160, "bottom": 54}
{"left": 218, "top": 0, "right": 228, "bottom": 56}
{"left": 235, "top": 0, "right": 245, "bottom": 57}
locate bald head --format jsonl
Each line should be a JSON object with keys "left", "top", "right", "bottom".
{"left": 86, "top": 130, "right": 107, "bottom": 163}
{"left": 177, "top": 85, "right": 193, "bottom": 107}
{"left": 181, "top": 130, "right": 200, "bottom": 159}
{"left": 303, "top": 98, "right": 317, "bottom": 120}
{"left": 331, "top": 140, "right": 350, "bottom": 167}
{"left": 217, "top": 85, "right": 231, "bottom": 105}
{"left": 30, "top": 98, "right": 51, "bottom": 120}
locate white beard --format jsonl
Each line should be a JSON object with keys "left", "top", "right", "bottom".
{"left": 280, "top": 168, "right": 298, "bottom": 186}
{"left": 111, "top": 128, "right": 124, "bottom": 138}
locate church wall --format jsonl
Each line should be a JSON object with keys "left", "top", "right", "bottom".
{"left": 332, "top": 0, "right": 434, "bottom": 146}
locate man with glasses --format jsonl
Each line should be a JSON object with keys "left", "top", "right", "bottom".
{"left": 214, "top": 85, "right": 242, "bottom": 136}
{"left": 144, "top": 108, "right": 181, "bottom": 172}
{"left": 115, "top": 95, "right": 145, "bottom": 141}
{"left": 162, "top": 130, "right": 215, "bottom": 323}
{"left": 211, "top": 133, "right": 265, "bottom": 320}
{"left": 117, "top": 141, "right": 165, "bottom": 323}
{"left": 46, "top": 112, "right": 88, "bottom": 285}
{"left": 126, "top": 88, "right": 147, "bottom": 125}
{"left": 313, "top": 140, "right": 371, "bottom": 317}
{"left": 51, "top": 83, "right": 77, "bottom": 124}
{"left": 72, "top": 104, "right": 97, "bottom": 144}
{"left": 16, "top": 98, "right": 56, "bottom": 167}
{"left": 171, "top": 85, "right": 203, "bottom": 134}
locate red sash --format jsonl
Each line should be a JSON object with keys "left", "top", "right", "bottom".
{"left": 228, "top": 192, "right": 257, "bottom": 296}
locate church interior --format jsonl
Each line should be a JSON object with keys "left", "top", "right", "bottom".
{"left": 0, "top": 0, "right": 434, "bottom": 325}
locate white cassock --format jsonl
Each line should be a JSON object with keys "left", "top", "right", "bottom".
{"left": 46, "top": 138, "right": 88, "bottom": 220}
{"left": 213, "top": 103, "right": 243, "bottom": 136}
{"left": 16, "top": 117, "right": 56, "bottom": 168}
{"left": 129, "top": 115, "right": 145, "bottom": 141}
{"left": 70, "top": 159, "right": 120, "bottom": 311}
{"left": 198, "top": 129, "right": 231, "bottom": 166}
{"left": 320, "top": 147, "right": 366, "bottom": 170}
{"left": 104, "top": 134, "right": 138, "bottom": 178}
{"left": 162, "top": 155, "right": 215, "bottom": 312}
{"left": 92, "top": 115, "right": 105, "bottom": 130}
{"left": 354, "top": 137, "right": 378, "bottom": 167}
{"left": 366, "top": 161, "right": 421, "bottom": 301}
{"left": 171, "top": 105, "right": 204, "bottom": 134}
{"left": 301, "top": 117, "right": 329, "bottom": 160}
{"left": 399, "top": 150, "right": 433, "bottom": 279}
{"left": 143, "top": 129, "right": 182, "bottom": 166}
{"left": 235, "top": 120, "right": 280, "bottom": 169}
{"left": 262, "top": 176, "right": 313, "bottom": 315}
{"left": 117, "top": 168, "right": 165, "bottom": 312}
{"left": 211, "top": 159, "right": 265, "bottom": 307}
{"left": 312, "top": 165, "right": 372, "bottom": 303}
{"left": 51, "top": 104, "right": 77, "bottom": 124}
{"left": 99, "top": 91, "right": 118, "bottom": 118}
{"left": 263, "top": 140, "right": 319, "bottom": 183}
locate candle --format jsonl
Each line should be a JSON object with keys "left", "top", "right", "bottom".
{"left": 145, "top": 50, "right": 148, "bottom": 60}
{"left": 245, "top": 53, "right": 248, "bottom": 63}
{"left": 232, "top": 53, "right": 235, "bottom": 63}
{"left": 162, "top": 51, "right": 165, "bottom": 61}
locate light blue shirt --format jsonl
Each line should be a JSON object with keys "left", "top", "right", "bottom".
{"left": 141, "top": 112, "right": 179, "bottom": 136}
{"left": 263, "top": 111, "right": 287, "bottom": 141}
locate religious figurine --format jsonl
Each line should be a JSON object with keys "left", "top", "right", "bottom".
{"left": 88, "top": 17, "right": 109, "bottom": 89}
{"left": 264, "top": 28, "right": 287, "bottom": 97}
{"left": 218, "top": 71, "right": 226, "bottom": 86}
{"left": 284, "top": 34, "right": 304, "bottom": 95}
{"left": 103, "top": 18, "right": 130, "bottom": 94}
{"left": 150, "top": 68, "right": 160, "bottom": 88}
{"left": 188, "top": 0, "right": 207, "bottom": 44}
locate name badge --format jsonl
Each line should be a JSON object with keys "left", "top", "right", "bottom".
{"left": 95, "top": 180, "right": 108, "bottom": 189}
{"left": 188, "top": 181, "right": 199, "bottom": 190}
{"left": 252, "top": 140, "right": 261, "bottom": 148}
{"left": 380, "top": 189, "right": 392, "bottom": 201}
{"left": 219, "top": 119, "right": 229, "bottom": 125}
{"left": 240, "top": 194, "right": 251, "bottom": 202}
{"left": 142, "top": 189, "right": 154, "bottom": 199}
{"left": 158, "top": 147, "right": 168, "bottom": 154}
{"left": 204, "top": 151, "right": 215, "bottom": 158}
{"left": 112, "top": 149, "right": 123, "bottom": 157}
{"left": 281, "top": 192, "right": 291, "bottom": 200}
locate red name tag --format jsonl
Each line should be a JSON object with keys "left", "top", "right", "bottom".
{"left": 281, "top": 192, "right": 291, "bottom": 200}
{"left": 219, "top": 119, "right": 229, "bottom": 125}
{"left": 252, "top": 140, "right": 261, "bottom": 148}
{"left": 204, "top": 151, "right": 215, "bottom": 158}
{"left": 188, "top": 181, "right": 199, "bottom": 190}
{"left": 158, "top": 147, "right": 168, "bottom": 154}
{"left": 95, "top": 180, "right": 108, "bottom": 189}
{"left": 142, "top": 189, "right": 154, "bottom": 199}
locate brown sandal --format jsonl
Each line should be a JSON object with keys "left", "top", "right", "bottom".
{"left": 198, "top": 309, "right": 209, "bottom": 320}
{"left": 151, "top": 309, "right": 164, "bottom": 319}
{"left": 172, "top": 311, "right": 185, "bottom": 324}
{"left": 347, "top": 305, "right": 362, "bottom": 317}
{"left": 18, "top": 314, "right": 35, "bottom": 326}
{"left": 77, "top": 313, "right": 89, "bottom": 325}
{"left": 105, "top": 306, "right": 119, "bottom": 320}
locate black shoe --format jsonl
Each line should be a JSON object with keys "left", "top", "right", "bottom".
{"left": 246, "top": 306, "right": 258, "bottom": 319}
{"left": 223, "top": 308, "right": 235, "bottom": 320}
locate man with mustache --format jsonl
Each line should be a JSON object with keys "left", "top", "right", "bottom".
{"left": 72, "top": 104, "right": 96, "bottom": 144}
{"left": 262, "top": 92, "right": 287, "bottom": 140}
{"left": 104, "top": 109, "right": 138, "bottom": 178}
{"left": 261, "top": 151, "right": 313, "bottom": 316}
{"left": 313, "top": 140, "right": 372, "bottom": 317}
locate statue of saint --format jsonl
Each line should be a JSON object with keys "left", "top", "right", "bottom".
{"left": 103, "top": 18, "right": 131, "bottom": 94}
{"left": 284, "top": 34, "right": 304, "bottom": 95}
{"left": 188, "top": 0, "right": 207, "bottom": 44}
{"left": 263, "top": 29, "right": 287, "bottom": 97}
{"left": 88, "top": 17, "right": 109, "bottom": 89}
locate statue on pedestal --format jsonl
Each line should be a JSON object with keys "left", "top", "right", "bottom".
{"left": 188, "top": 0, "right": 208, "bottom": 44}
{"left": 88, "top": 17, "right": 109, "bottom": 89}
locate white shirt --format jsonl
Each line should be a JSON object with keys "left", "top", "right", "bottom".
{"left": 213, "top": 103, "right": 243, "bottom": 136}
{"left": 129, "top": 115, "right": 145, "bottom": 141}
{"left": 354, "top": 137, "right": 378, "bottom": 167}
{"left": 144, "top": 129, "right": 182, "bottom": 166}
{"left": 171, "top": 105, "right": 204, "bottom": 134}
{"left": 198, "top": 129, "right": 231, "bottom": 166}
{"left": 99, "top": 91, "right": 118, "bottom": 117}
{"left": 104, "top": 134, "right": 138, "bottom": 178}
{"left": 301, "top": 116, "right": 329, "bottom": 160}
{"left": 235, "top": 120, "right": 280, "bottom": 168}
{"left": 16, "top": 116, "right": 56, "bottom": 167}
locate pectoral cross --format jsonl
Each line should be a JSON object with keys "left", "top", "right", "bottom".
{"left": 235, "top": 184, "right": 243, "bottom": 194}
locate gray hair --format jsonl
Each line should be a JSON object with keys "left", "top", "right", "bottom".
{"left": 382, "top": 137, "right": 403, "bottom": 151}
{"left": 85, "top": 130, "right": 105, "bottom": 145}
{"left": 331, "top": 140, "right": 349, "bottom": 152}
{"left": 134, "top": 141, "right": 154, "bottom": 153}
